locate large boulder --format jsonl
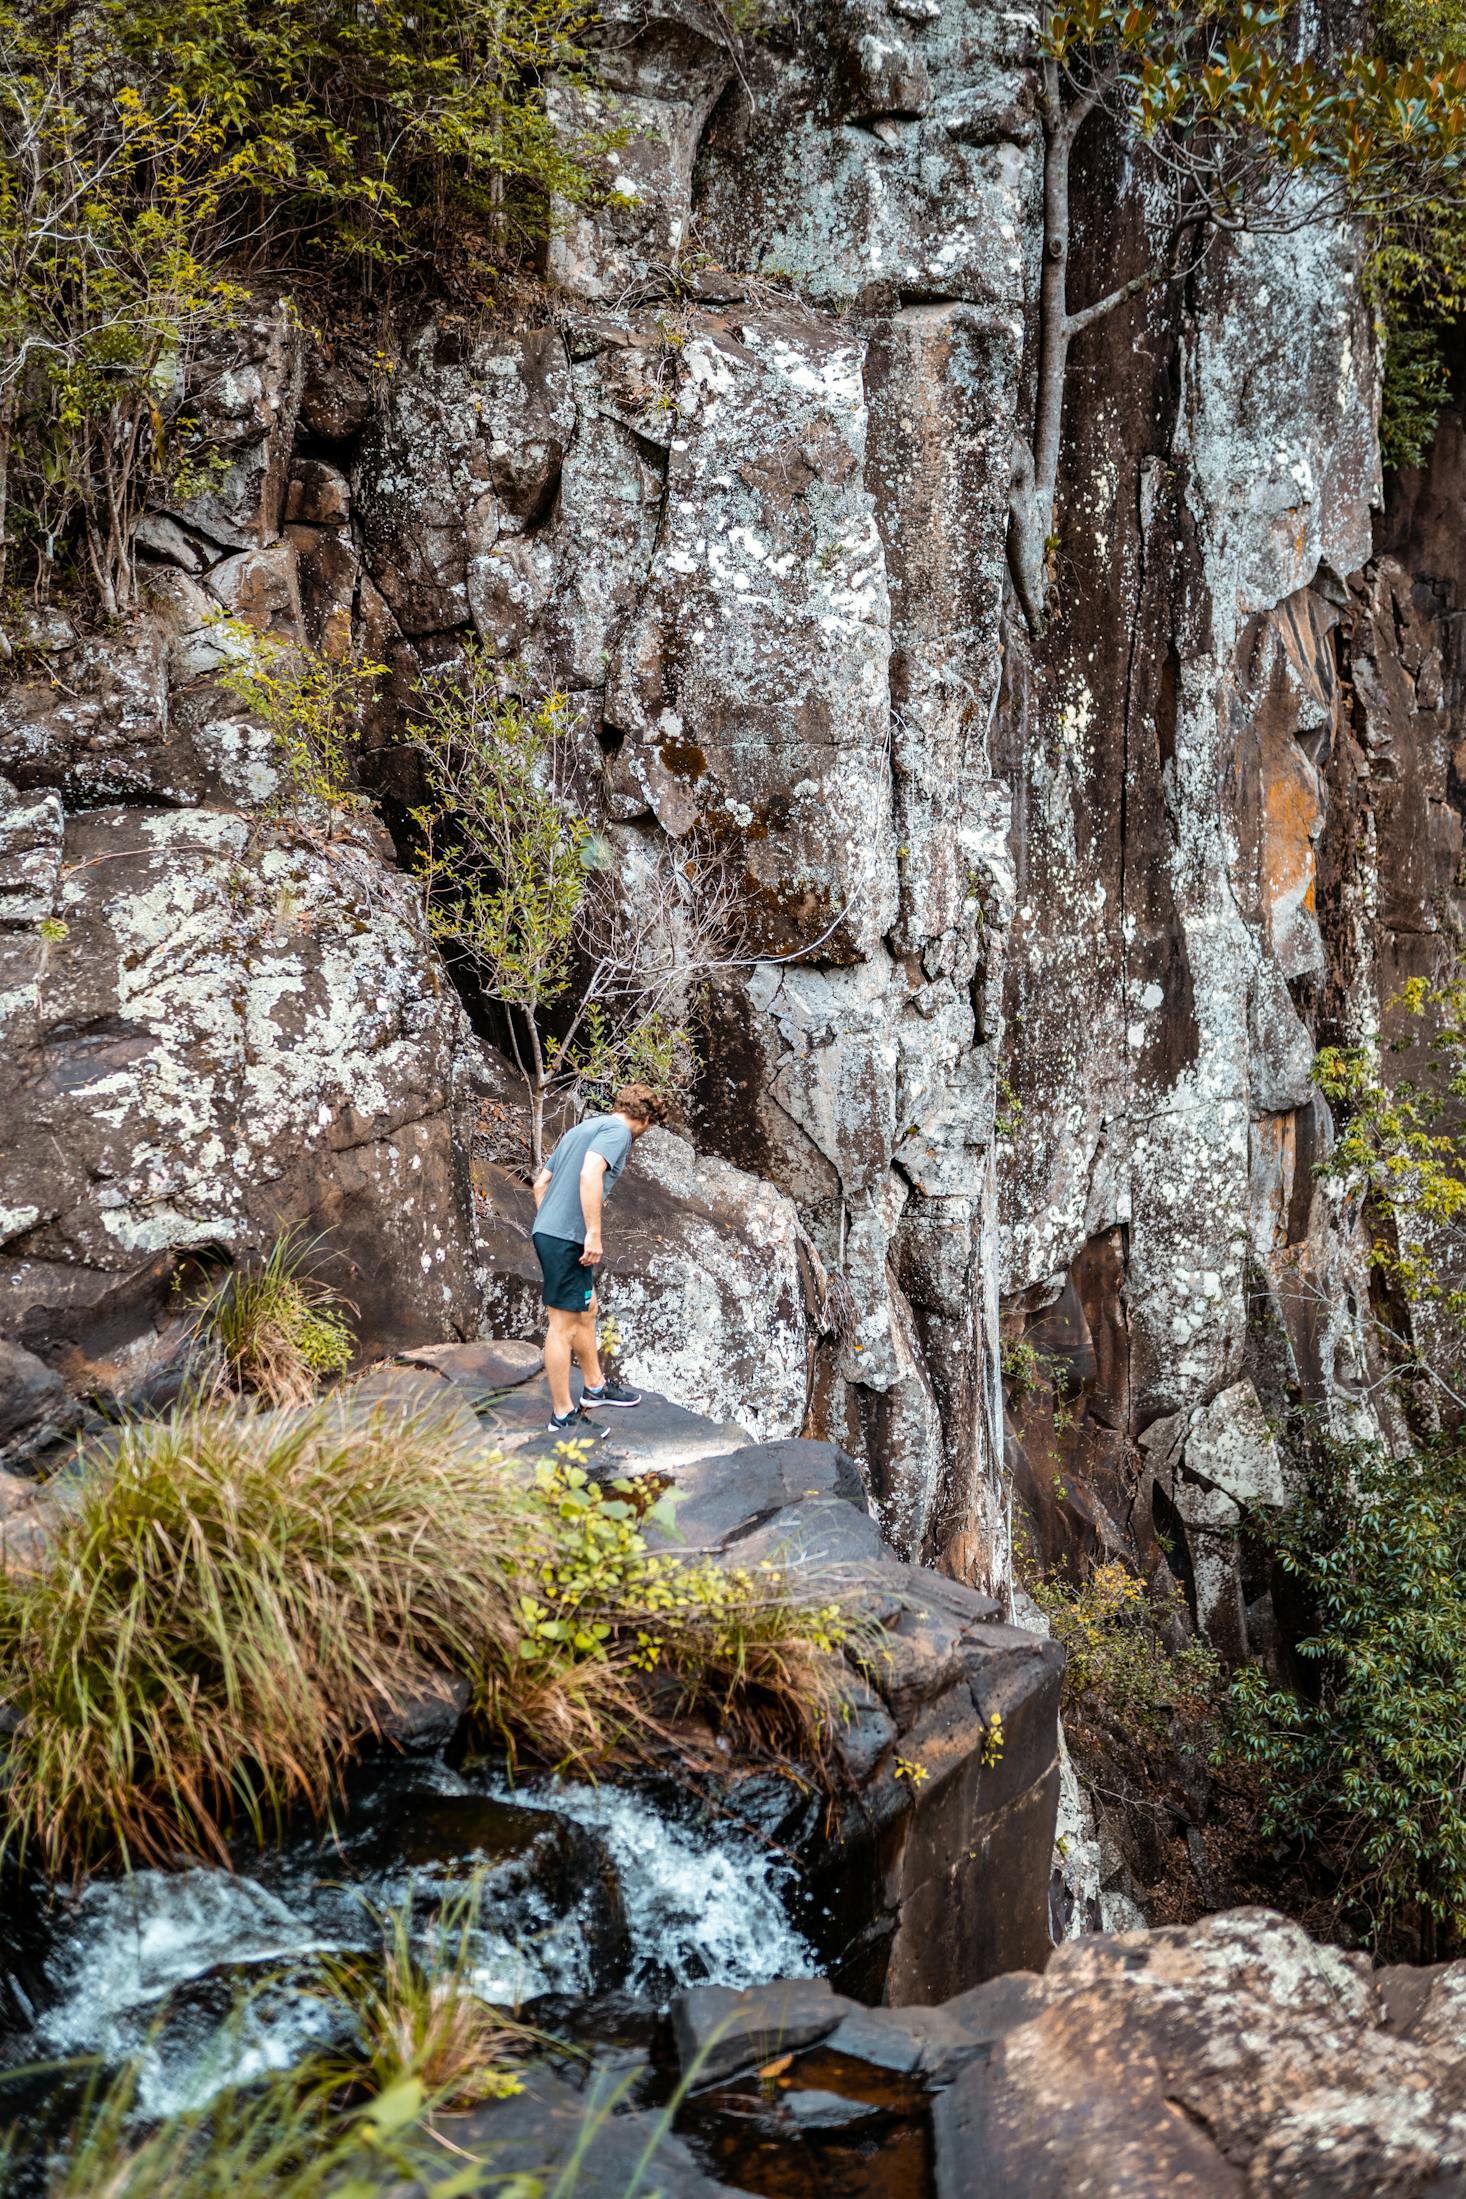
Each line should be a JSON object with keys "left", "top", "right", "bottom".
{"left": 0, "top": 807, "right": 481, "bottom": 1371}
{"left": 672, "top": 1908, "right": 1466, "bottom": 2197}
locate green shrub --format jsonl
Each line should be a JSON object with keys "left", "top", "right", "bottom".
{"left": 1372, "top": 0, "right": 1466, "bottom": 468}
{"left": 214, "top": 625, "right": 385, "bottom": 820}
{"left": 0, "top": 0, "right": 621, "bottom": 614}
{"left": 110, "top": 0, "right": 620, "bottom": 277}
{"left": 0, "top": 5, "right": 246, "bottom": 611}
{"left": 1229, "top": 1436, "right": 1466, "bottom": 1956}
{"left": 1316, "top": 969, "right": 1466, "bottom": 1385}
{"left": 189, "top": 1231, "right": 357, "bottom": 1404}
{"left": 0, "top": 1403, "right": 862, "bottom": 1876}
{"left": 1029, "top": 1559, "right": 1220, "bottom": 1730}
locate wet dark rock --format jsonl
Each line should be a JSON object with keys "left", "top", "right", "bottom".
{"left": 378, "top": 1672, "right": 472, "bottom": 1757}
{"left": 329, "top": 1790, "right": 630, "bottom": 1990}
{"left": 671, "top": 1976, "right": 852, "bottom": 2087}
{"left": 0, "top": 1339, "right": 63, "bottom": 1443}
{"left": 448, "top": 2068, "right": 743, "bottom": 2198}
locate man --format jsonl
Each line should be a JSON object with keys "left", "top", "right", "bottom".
{"left": 531, "top": 1083, "right": 666, "bottom": 1435}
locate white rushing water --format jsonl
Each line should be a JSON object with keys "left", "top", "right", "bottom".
{"left": 502, "top": 1776, "right": 816, "bottom": 1994}
{"left": 24, "top": 1774, "right": 816, "bottom": 2119}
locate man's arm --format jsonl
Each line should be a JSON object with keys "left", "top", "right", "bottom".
{"left": 578, "top": 1153, "right": 607, "bottom": 1264}
{"left": 532, "top": 1167, "right": 551, "bottom": 1213}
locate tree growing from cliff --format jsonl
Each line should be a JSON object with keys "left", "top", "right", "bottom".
{"left": 1316, "top": 972, "right": 1466, "bottom": 1410}
{"left": 0, "top": 7, "right": 244, "bottom": 617}
{"left": 409, "top": 650, "right": 742, "bottom": 1168}
{"left": 1011, "top": 0, "right": 1466, "bottom": 630}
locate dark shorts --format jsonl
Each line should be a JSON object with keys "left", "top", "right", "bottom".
{"left": 533, "top": 1232, "right": 595, "bottom": 1313}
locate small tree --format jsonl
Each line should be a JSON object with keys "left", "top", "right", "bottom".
{"left": 410, "top": 651, "right": 741, "bottom": 1167}
{"left": 1316, "top": 971, "right": 1466, "bottom": 1409}
{"left": 0, "top": 9, "right": 244, "bottom": 616}
{"left": 215, "top": 620, "right": 385, "bottom": 821}
{"left": 1012, "top": 1, "right": 1466, "bottom": 629}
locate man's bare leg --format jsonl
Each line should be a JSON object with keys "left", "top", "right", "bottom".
{"left": 544, "top": 1308, "right": 578, "bottom": 1419}
{"left": 573, "top": 1297, "right": 605, "bottom": 1392}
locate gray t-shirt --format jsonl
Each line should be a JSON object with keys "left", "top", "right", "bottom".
{"left": 533, "top": 1114, "right": 633, "bottom": 1244}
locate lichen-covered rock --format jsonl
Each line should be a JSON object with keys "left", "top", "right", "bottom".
{"left": 0, "top": 809, "right": 480, "bottom": 1362}
{"left": 671, "top": 1909, "right": 1466, "bottom": 2196}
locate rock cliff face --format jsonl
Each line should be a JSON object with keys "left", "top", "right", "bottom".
{"left": 1, "top": 1, "right": 1461, "bottom": 1648}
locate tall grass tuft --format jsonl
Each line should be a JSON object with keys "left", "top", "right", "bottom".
{"left": 313, "top": 1877, "right": 533, "bottom": 2109}
{"left": 189, "top": 1233, "right": 355, "bottom": 1406}
{"left": 0, "top": 1401, "right": 514, "bottom": 1874}
{"left": 16, "top": 2056, "right": 471, "bottom": 2199}
{"left": 0, "top": 1412, "right": 866, "bottom": 1879}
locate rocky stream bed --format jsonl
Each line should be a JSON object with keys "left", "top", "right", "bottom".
{"left": 6, "top": 1353, "right": 1466, "bottom": 2194}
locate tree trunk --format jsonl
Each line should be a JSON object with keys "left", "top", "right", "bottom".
{"left": 1008, "top": 56, "right": 1071, "bottom": 633}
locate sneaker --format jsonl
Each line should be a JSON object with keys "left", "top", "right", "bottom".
{"left": 547, "top": 1405, "right": 609, "bottom": 1440}
{"left": 581, "top": 1378, "right": 642, "bottom": 1410}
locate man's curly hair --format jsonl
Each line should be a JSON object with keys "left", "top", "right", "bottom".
{"left": 614, "top": 1083, "right": 669, "bottom": 1127}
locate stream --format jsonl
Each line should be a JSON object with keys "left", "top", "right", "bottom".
{"left": 0, "top": 1734, "right": 937, "bottom": 2195}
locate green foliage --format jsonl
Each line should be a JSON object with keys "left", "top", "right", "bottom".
{"left": 479, "top": 1456, "right": 858, "bottom": 1776}
{"left": 412, "top": 659, "right": 591, "bottom": 1023}
{"left": 189, "top": 1230, "right": 357, "bottom": 1403}
{"left": 215, "top": 622, "right": 384, "bottom": 818}
{"left": 0, "top": 1400, "right": 863, "bottom": 1877}
{"left": 1228, "top": 1436, "right": 1466, "bottom": 1953}
{"left": 1315, "top": 972, "right": 1466, "bottom": 1372}
{"left": 111, "top": 0, "right": 620, "bottom": 277}
{"left": 0, "top": 0, "right": 619, "bottom": 612}
{"left": 1002, "top": 1336, "right": 1078, "bottom": 1435}
{"left": 1030, "top": 1558, "right": 1221, "bottom": 1728}
{"left": 1044, "top": 0, "right": 1466, "bottom": 197}
{"left": 1035, "top": 1, "right": 1466, "bottom": 499}
{"left": 0, "top": 5, "right": 247, "bottom": 611}
{"left": 1371, "top": 0, "right": 1466, "bottom": 465}
{"left": 410, "top": 647, "right": 712, "bottom": 1164}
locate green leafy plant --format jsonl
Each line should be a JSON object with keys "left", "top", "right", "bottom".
{"left": 1372, "top": 0, "right": 1466, "bottom": 467}
{"left": 1228, "top": 1435, "right": 1466, "bottom": 1957}
{"left": 215, "top": 623, "right": 385, "bottom": 819}
{"left": 0, "top": 1402, "right": 864, "bottom": 1877}
{"left": 1029, "top": 1558, "right": 1220, "bottom": 1727}
{"left": 410, "top": 649, "right": 737, "bottom": 1166}
{"left": 0, "top": 6, "right": 248, "bottom": 613}
{"left": 1316, "top": 970, "right": 1466, "bottom": 1391}
{"left": 1012, "top": 0, "right": 1466, "bottom": 628}
{"left": 1002, "top": 1335, "right": 1079, "bottom": 1435}
{"left": 110, "top": 0, "right": 621, "bottom": 278}
{"left": 0, "top": 0, "right": 621, "bottom": 616}
{"left": 189, "top": 1230, "right": 357, "bottom": 1404}
{"left": 479, "top": 1458, "right": 857, "bottom": 1778}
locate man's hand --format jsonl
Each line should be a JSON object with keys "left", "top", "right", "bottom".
{"left": 579, "top": 1233, "right": 602, "bottom": 1266}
